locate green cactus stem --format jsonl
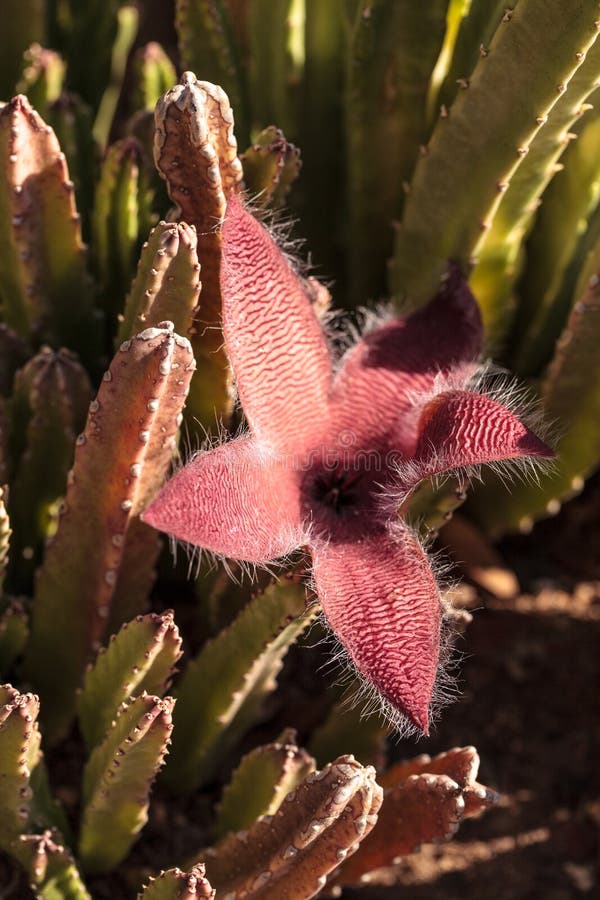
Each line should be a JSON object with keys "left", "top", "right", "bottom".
{"left": 164, "top": 577, "right": 316, "bottom": 792}
{"left": 0, "top": 0, "right": 45, "bottom": 100}
{"left": 154, "top": 72, "right": 243, "bottom": 426}
{"left": 0, "top": 601, "right": 29, "bottom": 678}
{"left": 92, "top": 137, "right": 154, "bottom": 327}
{"left": 0, "top": 95, "right": 97, "bottom": 361}
{"left": 79, "top": 693, "right": 174, "bottom": 873}
{"left": 391, "top": 0, "right": 600, "bottom": 309}
{"left": 139, "top": 865, "right": 215, "bottom": 900}
{"left": 300, "top": 0, "right": 346, "bottom": 273}
{"left": 78, "top": 611, "right": 182, "bottom": 750}
{"left": 16, "top": 830, "right": 91, "bottom": 899}
{"left": 248, "top": 0, "right": 294, "bottom": 134}
{"left": 346, "top": 0, "right": 448, "bottom": 304}
{"left": 0, "top": 687, "right": 40, "bottom": 851}
{"left": 24, "top": 324, "right": 195, "bottom": 743}
{"left": 47, "top": 93, "right": 97, "bottom": 243}
{"left": 118, "top": 222, "right": 201, "bottom": 344}
{"left": 8, "top": 347, "right": 92, "bottom": 585}
{"left": 18, "top": 45, "right": 66, "bottom": 116}
{"left": 241, "top": 126, "right": 301, "bottom": 208}
{"left": 512, "top": 112, "right": 600, "bottom": 376}
{"left": 470, "top": 36, "right": 600, "bottom": 347}
{"left": 131, "top": 43, "right": 177, "bottom": 113}
{"left": 92, "top": 4, "right": 139, "bottom": 150}
{"left": 198, "top": 755, "right": 383, "bottom": 899}
{"left": 436, "top": 0, "right": 507, "bottom": 115}
{"left": 214, "top": 731, "right": 316, "bottom": 840}
{"left": 470, "top": 257, "right": 600, "bottom": 534}
{"left": 175, "top": 0, "right": 249, "bottom": 145}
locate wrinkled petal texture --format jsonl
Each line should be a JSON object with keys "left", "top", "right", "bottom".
{"left": 142, "top": 438, "right": 304, "bottom": 562}
{"left": 413, "top": 389, "right": 555, "bottom": 481}
{"left": 221, "top": 195, "right": 332, "bottom": 452}
{"left": 330, "top": 266, "right": 483, "bottom": 455}
{"left": 311, "top": 528, "right": 442, "bottom": 732}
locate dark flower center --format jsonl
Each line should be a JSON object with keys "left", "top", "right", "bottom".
{"left": 311, "top": 463, "right": 363, "bottom": 513}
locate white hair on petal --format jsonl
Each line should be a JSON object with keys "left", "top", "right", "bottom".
{"left": 307, "top": 522, "right": 464, "bottom": 738}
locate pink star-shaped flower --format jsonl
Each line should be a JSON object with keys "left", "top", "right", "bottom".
{"left": 142, "top": 195, "right": 552, "bottom": 733}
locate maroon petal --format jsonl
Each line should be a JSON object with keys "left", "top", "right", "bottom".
{"left": 311, "top": 527, "right": 442, "bottom": 733}
{"left": 142, "top": 438, "right": 304, "bottom": 562}
{"left": 220, "top": 195, "right": 332, "bottom": 452}
{"left": 412, "top": 389, "right": 554, "bottom": 480}
{"left": 330, "top": 265, "right": 482, "bottom": 454}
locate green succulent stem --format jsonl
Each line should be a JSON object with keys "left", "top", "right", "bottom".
{"left": 391, "top": 0, "right": 600, "bottom": 308}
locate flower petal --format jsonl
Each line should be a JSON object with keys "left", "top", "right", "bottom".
{"left": 330, "top": 266, "right": 482, "bottom": 454}
{"left": 311, "top": 527, "right": 442, "bottom": 733}
{"left": 412, "top": 389, "right": 554, "bottom": 479}
{"left": 142, "top": 438, "right": 303, "bottom": 562}
{"left": 220, "top": 195, "right": 332, "bottom": 451}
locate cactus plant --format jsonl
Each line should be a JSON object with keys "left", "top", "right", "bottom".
{"left": 0, "top": 1, "right": 598, "bottom": 897}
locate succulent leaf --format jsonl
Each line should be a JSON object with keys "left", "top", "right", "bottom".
{"left": 8, "top": 347, "right": 92, "bottom": 583}
{"left": 332, "top": 746, "right": 498, "bottom": 886}
{"left": 0, "top": 687, "right": 40, "bottom": 850}
{"left": 79, "top": 693, "right": 174, "bottom": 873}
{"left": 379, "top": 745, "right": 499, "bottom": 814}
{"left": 25, "top": 325, "right": 194, "bottom": 742}
{"left": 139, "top": 864, "right": 215, "bottom": 900}
{"left": 241, "top": 126, "right": 301, "bottom": 208}
{"left": 0, "top": 0, "right": 45, "bottom": 100}
{"left": 214, "top": 732, "right": 316, "bottom": 840}
{"left": 199, "top": 755, "right": 383, "bottom": 899}
{"left": 330, "top": 773, "right": 464, "bottom": 886}
{"left": 165, "top": 577, "right": 316, "bottom": 792}
{"left": 175, "top": 0, "right": 249, "bottom": 143}
{"left": 346, "top": 0, "right": 448, "bottom": 303}
{"left": 436, "top": 0, "right": 507, "bottom": 114}
{"left": 471, "top": 36, "right": 600, "bottom": 345}
{"left": 154, "top": 72, "right": 243, "bottom": 425}
{"left": 131, "top": 43, "right": 177, "bottom": 113}
{"left": 18, "top": 45, "right": 66, "bottom": 116}
{"left": 118, "top": 221, "right": 201, "bottom": 344}
{"left": 513, "top": 112, "right": 600, "bottom": 375}
{"left": 16, "top": 829, "right": 90, "bottom": 899}
{"left": 391, "top": 0, "right": 600, "bottom": 307}
{"left": 78, "top": 611, "right": 182, "bottom": 750}
{"left": 0, "top": 96, "right": 97, "bottom": 360}
{"left": 92, "top": 137, "right": 154, "bottom": 325}
{"left": 248, "top": 0, "right": 293, "bottom": 133}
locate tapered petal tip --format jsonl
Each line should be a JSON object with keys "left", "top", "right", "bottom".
{"left": 517, "top": 430, "right": 555, "bottom": 460}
